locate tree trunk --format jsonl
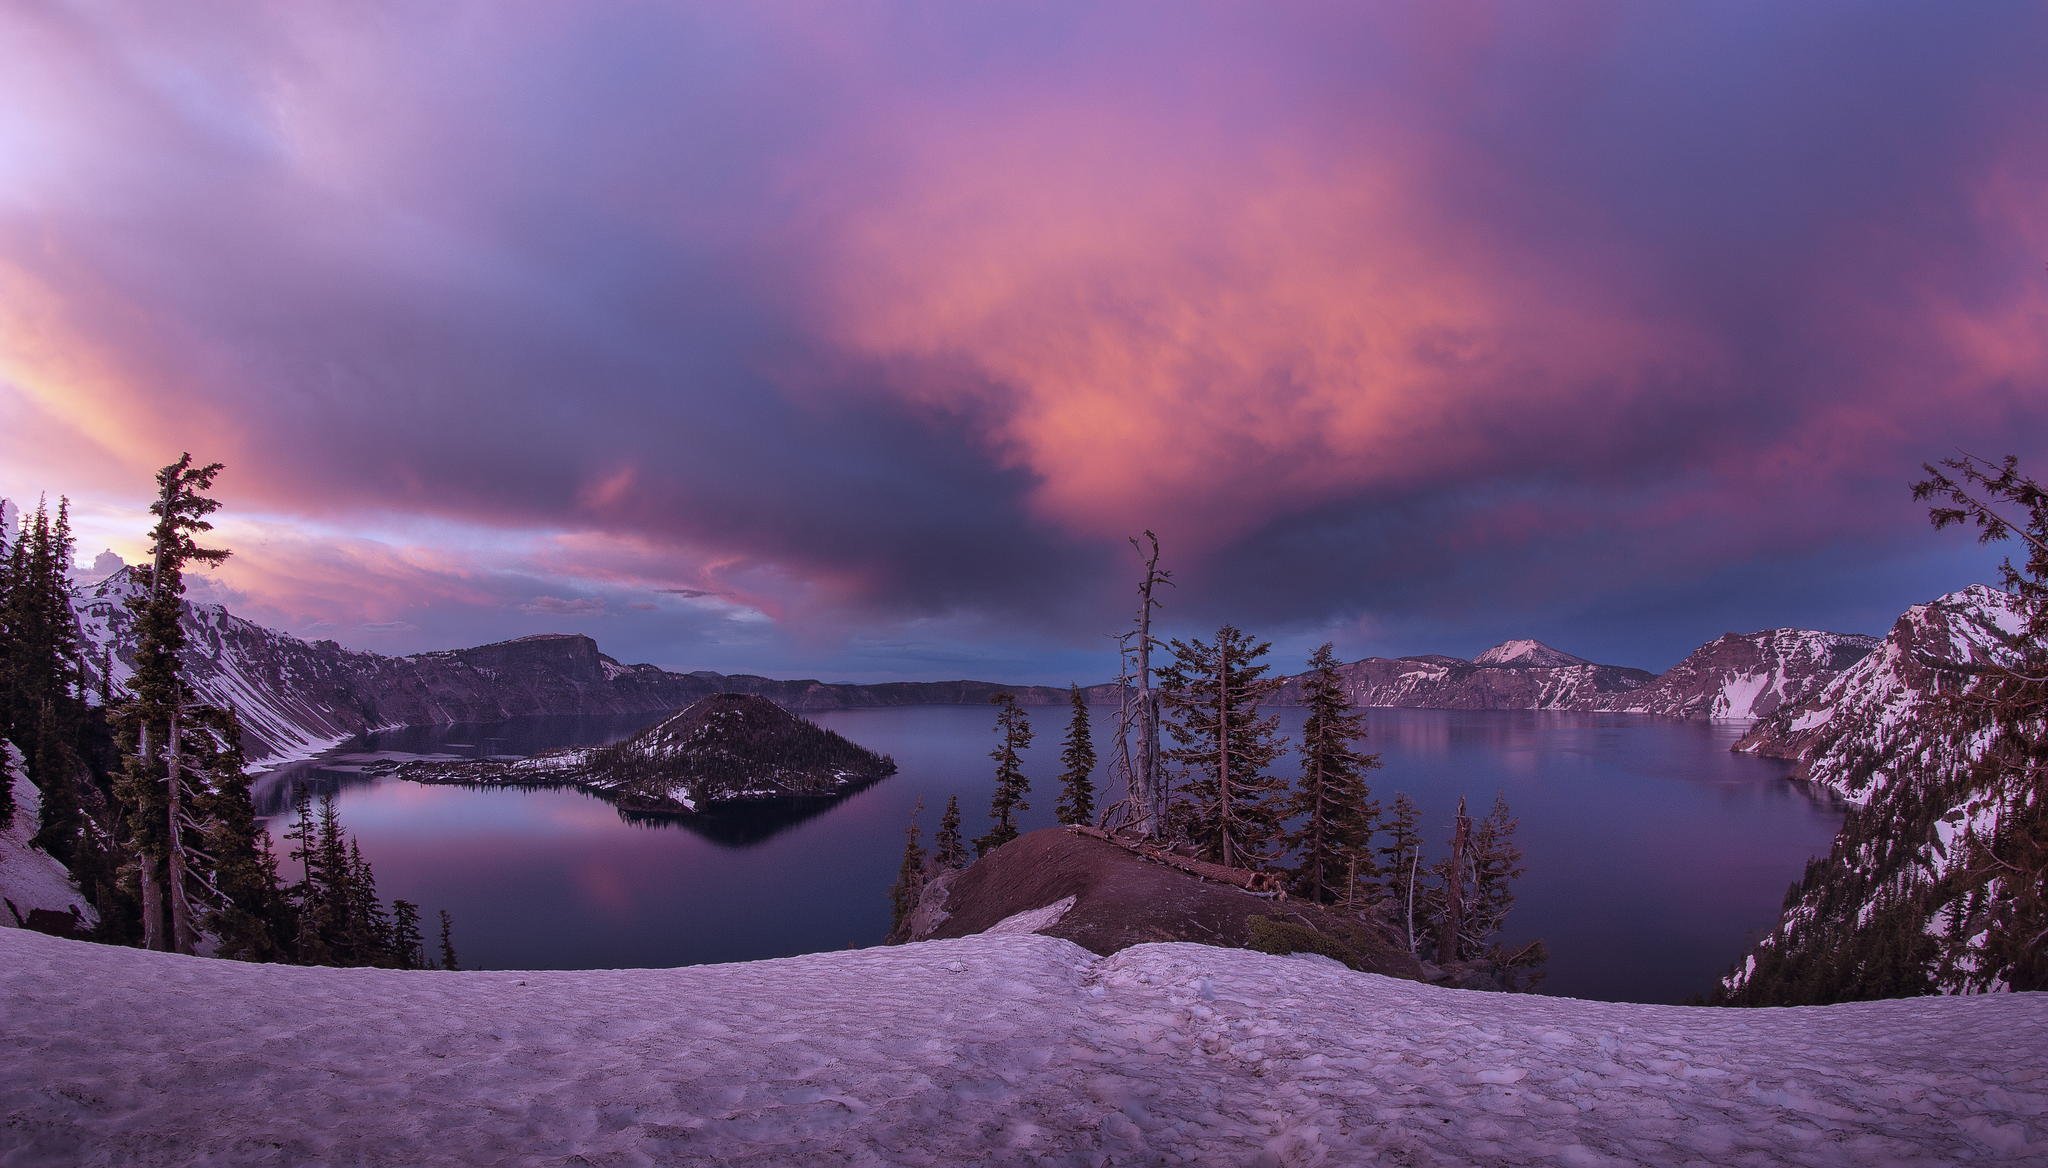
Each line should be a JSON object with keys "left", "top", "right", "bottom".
{"left": 166, "top": 707, "right": 199, "bottom": 955}
{"left": 137, "top": 722, "right": 165, "bottom": 951}
{"left": 1217, "top": 643, "right": 1232, "bottom": 868}
{"left": 1135, "top": 586, "right": 1158, "bottom": 837}
{"left": 1438, "top": 797, "right": 1470, "bottom": 966}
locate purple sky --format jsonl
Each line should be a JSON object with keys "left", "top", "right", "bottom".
{"left": 2, "top": 3, "right": 2044, "bottom": 683}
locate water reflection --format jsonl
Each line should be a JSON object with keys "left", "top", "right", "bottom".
{"left": 255, "top": 704, "right": 1845, "bottom": 1003}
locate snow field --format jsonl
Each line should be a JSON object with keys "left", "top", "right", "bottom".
{"left": 3, "top": 927, "right": 2044, "bottom": 1167}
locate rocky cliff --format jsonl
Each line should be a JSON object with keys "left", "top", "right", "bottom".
{"left": 1600, "top": 629, "right": 1880, "bottom": 722}
{"left": 1720, "top": 585, "right": 2044, "bottom": 1000}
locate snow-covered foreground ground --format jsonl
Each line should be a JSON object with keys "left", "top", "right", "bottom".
{"left": 2, "top": 928, "right": 2044, "bottom": 1167}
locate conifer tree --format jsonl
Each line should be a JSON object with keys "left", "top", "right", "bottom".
{"left": 438, "top": 909, "right": 460, "bottom": 971}
{"left": 1159, "top": 625, "right": 1287, "bottom": 868}
{"left": 1913, "top": 453, "right": 2048, "bottom": 989}
{"left": 196, "top": 708, "right": 288, "bottom": 962}
{"left": 1054, "top": 686, "right": 1096, "bottom": 826}
{"left": 28, "top": 700, "right": 83, "bottom": 864}
{"left": 933, "top": 794, "right": 967, "bottom": 870}
{"left": 1465, "top": 792, "right": 1527, "bottom": 956}
{"left": 118, "top": 455, "right": 231, "bottom": 953}
{"left": 1282, "top": 643, "right": 1383, "bottom": 903}
{"left": 1380, "top": 792, "right": 1426, "bottom": 955}
{"left": 974, "top": 693, "right": 1034, "bottom": 856}
{"left": 390, "top": 900, "right": 425, "bottom": 969}
{"left": 889, "top": 798, "right": 929, "bottom": 933}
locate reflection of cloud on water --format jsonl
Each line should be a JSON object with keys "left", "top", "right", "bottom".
{"left": 571, "top": 863, "right": 638, "bottom": 918}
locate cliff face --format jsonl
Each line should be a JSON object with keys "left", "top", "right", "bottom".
{"left": 1268, "top": 643, "right": 1654, "bottom": 712}
{"left": 1601, "top": 630, "right": 1880, "bottom": 722}
{"left": 1720, "top": 585, "right": 2044, "bottom": 1000}
{"left": 72, "top": 571, "right": 1069, "bottom": 768}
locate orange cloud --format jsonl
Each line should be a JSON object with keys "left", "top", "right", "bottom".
{"left": 804, "top": 96, "right": 1708, "bottom": 548}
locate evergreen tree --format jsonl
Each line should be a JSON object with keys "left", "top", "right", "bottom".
{"left": 438, "top": 909, "right": 460, "bottom": 971}
{"left": 196, "top": 708, "right": 288, "bottom": 962}
{"left": 1913, "top": 453, "right": 2048, "bottom": 990}
{"left": 28, "top": 699, "right": 84, "bottom": 865}
{"left": 933, "top": 794, "right": 967, "bottom": 870}
{"left": 1054, "top": 686, "right": 1096, "bottom": 826}
{"left": 1159, "top": 625, "right": 1287, "bottom": 868}
{"left": 390, "top": 900, "right": 425, "bottom": 969}
{"left": 1465, "top": 792, "right": 1527, "bottom": 957}
{"left": 974, "top": 693, "right": 1034, "bottom": 856}
{"left": 1282, "top": 643, "right": 1383, "bottom": 903}
{"left": 1380, "top": 792, "right": 1426, "bottom": 955}
{"left": 889, "top": 798, "right": 929, "bottom": 933}
{"left": 117, "top": 455, "right": 231, "bottom": 953}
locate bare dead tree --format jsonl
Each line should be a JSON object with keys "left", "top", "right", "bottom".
{"left": 1129, "top": 532, "right": 1172, "bottom": 838}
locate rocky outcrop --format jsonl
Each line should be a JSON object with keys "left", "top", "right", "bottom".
{"left": 898, "top": 826, "right": 1426, "bottom": 981}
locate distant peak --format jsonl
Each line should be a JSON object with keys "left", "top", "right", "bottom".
{"left": 1473, "top": 639, "right": 1591, "bottom": 668}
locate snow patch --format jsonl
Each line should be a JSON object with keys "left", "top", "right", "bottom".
{"left": 0, "top": 743, "right": 97, "bottom": 929}
{"left": 1, "top": 930, "right": 2044, "bottom": 1165}
{"left": 982, "top": 896, "right": 1077, "bottom": 936}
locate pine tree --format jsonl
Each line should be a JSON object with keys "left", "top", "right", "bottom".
{"left": 1381, "top": 792, "right": 1426, "bottom": 956}
{"left": 1913, "top": 453, "right": 2048, "bottom": 989}
{"left": 28, "top": 699, "right": 83, "bottom": 865}
{"left": 438, "top": 909, "right": 460, "bottom": 971}
{"left": 889, "top": 798, "right": 929, "bottom": 933}
{"left": 1159, "top": 625, "right": 1287, "bottom": 868}
{"left": 117, "top": 455, "right": 231, "bottom": 953}
{"left": 197, "top": 708, "right": 288, "bottom": 962}
{"left": 390, "top": 900, "right": 425, "bottom": 969}
{"left": 1054, "top": 686, "right": 1096, "bottom": 826}
{"left": 974, "top": 693, "right": 1034, "bottom": 856}
{"left": 934, "top": 794, "right": 967, "bottom": 870}
{"left": 1282, "top": 643, "right": 1383, "bottom": 903}
{"left": 1465, "top": 792, "right": 1527, "bottom": 957}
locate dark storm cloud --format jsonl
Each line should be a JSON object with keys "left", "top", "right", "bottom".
{"left": 1, "top": 3, "right": 2043, "bottom": 677}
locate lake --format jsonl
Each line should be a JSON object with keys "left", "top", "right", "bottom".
{"left": 255, "top": 705, "right": 1843, "bottom": 1003}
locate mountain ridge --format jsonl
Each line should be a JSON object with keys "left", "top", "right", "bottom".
{"left": 71, "top": 568, "right": 1883, "bottom": 768}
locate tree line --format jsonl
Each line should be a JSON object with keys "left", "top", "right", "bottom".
{"left": 1, "top": 455, "right": 455, "bottom": 969}
{"left": 891, "top": 537, "right": 1541, "bottom": 977}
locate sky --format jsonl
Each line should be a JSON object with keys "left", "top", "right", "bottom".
{"left": 2, "top": 2, "right": 2044, "bottom": 684}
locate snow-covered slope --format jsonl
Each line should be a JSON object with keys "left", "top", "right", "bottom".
{"left": 1722, "top": 585, "right": 2042, "bottom": 1001}
{"left": 1603, "top": 629, "right": 1880, "bottom": 722}
{"left": 3, "top": 928, "right": 2043, "bottom": 1166}
{"left": 71, "top": 570, "right": 1079, "bottom": 769}
{"left": 1472, "top": 638, "right": 1592, "bottom": 668}
{"left": 1272, "top": 651, "right": 1656, "bottom": 711}
{"left": 1737, "top": 585, "right": 2024, "bottom": 801}
{"left": 0, "top": 744, "right": 96, "bottom": 933}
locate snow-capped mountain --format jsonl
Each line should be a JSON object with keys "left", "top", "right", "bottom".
{"left": 1600, "top": 629, "right": 1880, "bottom": 722}
{"left": 70, "top": 570, "right": 1074, "bottom": 769}
{"left": 1265, "top": 640, "right": 1653, "bottom": 711}
{"left": 1721, "top": 584, "right": 2042, "bottom": 1000}
{"left": 1736, "top": 586, "right": 2024, "bottom": 799}
{"left": 1471, "top": 638, "right": 1592, "bottom": 668}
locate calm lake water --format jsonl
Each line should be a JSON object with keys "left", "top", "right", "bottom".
{"left": 256, "top": 706, "right": 1843, "bottom": 1004}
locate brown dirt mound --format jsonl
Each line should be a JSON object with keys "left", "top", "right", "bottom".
{"left": 908, "top": 826, "right": 1426, "bottom": 982}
